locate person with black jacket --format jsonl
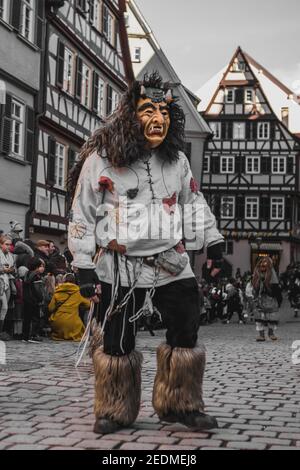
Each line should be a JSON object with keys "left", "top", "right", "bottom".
{"left": 22, "top": 257, "right": 47, "bottom": 343}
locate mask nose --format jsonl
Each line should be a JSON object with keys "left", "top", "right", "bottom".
{"left": 153, "top": 111, "right": 164, "bottom": 125}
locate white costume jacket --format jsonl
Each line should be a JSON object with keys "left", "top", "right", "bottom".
{"left": 68, "top": 150, "right": 223, "bottom": 287}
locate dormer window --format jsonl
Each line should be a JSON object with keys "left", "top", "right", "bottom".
{"left": 245, "top": 89, "right": 254, "bottom": 104}
{"left": 232, "top": 58, "right": 245, "bottom": 72}
{"left": 225, "top": 88, "right": 235, "bottom": 103}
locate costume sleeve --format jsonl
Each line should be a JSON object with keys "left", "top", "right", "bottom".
{"left": 79, "top": 295, "right": 91, "bottom": 310}
{"left": 68, "top": 153, "right": 100, "bottom": 269}
{"left": 178, "top": 153, "right": 224, "bottom": 250}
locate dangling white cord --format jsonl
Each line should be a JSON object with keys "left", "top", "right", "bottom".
{"left": 75, "top": 300, "right": 95, "bottom": 368}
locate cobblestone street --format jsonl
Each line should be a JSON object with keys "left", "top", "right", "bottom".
{"left": 0, "top": 300, "right": 299, "bottom": 451}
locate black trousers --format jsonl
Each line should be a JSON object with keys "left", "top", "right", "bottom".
{"left": 23, "top": 302, "right": 41, "bottom": 340}
{"left": 99, "top": 277, "right": 201, "bottom": 356}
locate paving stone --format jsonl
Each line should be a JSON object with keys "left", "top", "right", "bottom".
{"left": 226, "top": 442, "right": 267, "bottom": 450}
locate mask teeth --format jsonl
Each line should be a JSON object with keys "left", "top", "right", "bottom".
{"left": 140, "top": 85, "right": 146, "bottom": 96}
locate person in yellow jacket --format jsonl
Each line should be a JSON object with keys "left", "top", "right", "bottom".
{"left": 48, "top": 273, "right": 90, "bottom": 341}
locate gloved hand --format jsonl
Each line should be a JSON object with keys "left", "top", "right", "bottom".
{"left": 78, "top": 269, "right": 100, "bottom": 298}
{"left": 207, "top": 242, "right": 224, "bottom": 278}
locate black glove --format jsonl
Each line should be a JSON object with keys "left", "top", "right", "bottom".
{"left": 207, "top": 242, "right": 224, "bottom": 279}
{"left": 78, "top": 269, "right": 100, "bottom": 298}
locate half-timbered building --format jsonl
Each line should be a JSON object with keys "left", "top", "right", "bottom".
{"left": 197, "top": 47, "right": 300, "bottom": 274}
{"left": 0, "top": 0, "right": 43, "bottom": 234}
{"left": 29, "top": 0, "right": 132, "bottom": 246}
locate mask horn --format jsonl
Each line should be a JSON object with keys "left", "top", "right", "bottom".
{"left": 140, "top": 85, "right": 146, "bottom": 96}
{"left": 165, "top": 89, "right": 173, "bottom": 103}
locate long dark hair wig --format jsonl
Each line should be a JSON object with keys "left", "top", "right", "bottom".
{"left": 68, "top": 72, "right": 186, "bottom": 199}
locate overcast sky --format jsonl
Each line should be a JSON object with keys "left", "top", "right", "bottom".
{"left": 134, "top": 0, "right": 300, "bottom": 95}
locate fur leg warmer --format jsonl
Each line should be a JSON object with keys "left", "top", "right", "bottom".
{"left": 152, "top": 343, "right": 206, "bottom": 418}
{"left": 93, "top": 349, "right": 143, "bottom": 426}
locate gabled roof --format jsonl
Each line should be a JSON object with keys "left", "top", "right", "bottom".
{"left": 197, "top": 47, "right": 300, "bottom": 134}
{"left": 126, "top": 0, "right": 211, "bottom": 135}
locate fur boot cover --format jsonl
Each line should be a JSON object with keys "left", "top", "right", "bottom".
{"left": 152, "top": 343, "right": 206, "bottom": 418}
{"left": 93, "top": 349, "right": 143, "bottom": 426}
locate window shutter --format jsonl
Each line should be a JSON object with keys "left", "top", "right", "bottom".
{"left": 287, "top": 157, "right": 294, "bottom": 174}
{"left": 106, "top": 84, "right": 112, "bottom": 115}
{"left": 25, "top": 107, "right": 35, "bottom": 163}
{"left": 92, "top": 71, "right": 98, "bottom": 113}
{"left": 227, "top": 122, "right": 233, "bottom": 139}
{"left": 285, "top": 197, "right": 292, "bottom": 220}
{"left": 270, "top": 122, "right": 276, "bottom": 140}
{"left": 235, "top": 88, "right": 244, "bottom": 104}
{"left": 246, "top": 122, "right": 251, "bottom": 140}
{"left": 11, "top": 0, "right": 21, "bottom": 31}
{"left": 68, "top": 147, "right": 76, "bottom": 172}
{"left": 114, "top": 19, "right": 119, "bottom": 49}
{"left": 221, "top": 122, "right": 226, "bottom": 139}
{"left": 75, "top": 57, "right": 83, "bottom": 100}
{"left": 234, "top": 156, "right": 240, "bottom": 174}
{"left": 47, "top": 136, "right": 56, "bottom": 186}
{"left": 236, "top": 195, "right": 244, "bottom": 219}
{"left": 211, "top": 156, "right": 220, "bottom": 174}
{"left": 36, "top": 0, "right": 44, "bottom": 49}
{"left": 252, "top": 121, "right": 257, "bottom": 139}
{"left": 0, "top": 94, "right": 12, "bottom": 155}
{"left": 261, "top": 196, "right": 270, "bottom": 219}
{"left": 261, "top": 156, "right": 270, "bottom": 174}
{"left": 56, "top": 40, "right": 65, "bottom": 88}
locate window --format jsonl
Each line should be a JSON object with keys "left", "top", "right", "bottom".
{"left": 107, "top": 85, "right": 119, "bottom": 115}
{"left": 93, "top": 73, "right": 105, "bottom": 116}
{"left": 55, "top": 143, "right": 66, "bottom": 189}
{"left": 233, "top": 122, "right": 245, "bottom": 140}
{"left": 221, "top": 196, "right": 235, "bottom": 219}
{"left": 232, "top": 59, "right": 245, "bottom": 72}
{"left": 225, "top": 89, "right": 235, "bottom": 103}
{"left": 221, "top": 156, "right": 235, "bottom": 174}
{"left": 103, "top": 4, "right": 114, "bottom": 45}
{"left": 0, "top": 0, "right": 9, "bottom": 22}
{"left": 63, "top": 47, "right": 74, "bottom": 94}
{"left": 271, "top": 197, "right": 284, "bottom": 220}
{"left": 90, "top": 0, "right": 100, "bottom": 29}
{"left": 246, "top": 156, "right": 260, "bottom": 174}
{"left": 21, "top": 0, "right": 34, "bottom": 43}
{"left": 11, "top": 99, "right": 25, "bottom": 159}
{"left": 133, "top": 47, "right": 141, "bottom": 62}
{"left": 257, "top": 122, "right": 270, "bottom": 140}
{"left": 81, "top": 63, "right": 90, "bottom": 107}
{"left": 203, "top": 156, "right": 210, "bottom": 173}
{"left": 245, "top": 89, "right": 253, "bottom": 103}
{"left": 272, "top": 156, "right": 286, "bottom": 174}
{"left": 245, "top": 197, "right": 259, "bottom": 219}
{"left": 209, "top": 122, "right": 221, "bottom": 139}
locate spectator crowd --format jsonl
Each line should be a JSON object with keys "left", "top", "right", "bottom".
{"left": 1, "top": 220, "right": 299, "bottom": 344}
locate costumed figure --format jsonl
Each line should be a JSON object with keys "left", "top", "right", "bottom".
{"left": 252, "top": 256, "right": 282, "bottom": 342}
{"left": 68, "top": 72, "right": 224, "bottom": 434}
{"left": 288, "top": 269, "right": 300, "bottom": 318}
